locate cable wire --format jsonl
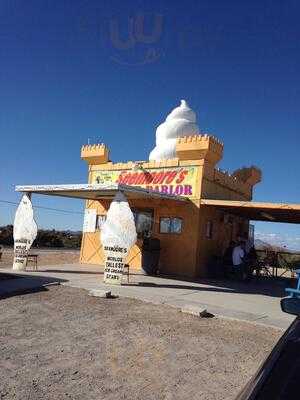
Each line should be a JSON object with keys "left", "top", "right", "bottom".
{"left": 0, "top": 199, "right": 84, "bottom": 215}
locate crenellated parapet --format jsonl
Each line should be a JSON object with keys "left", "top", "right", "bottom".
{"left": 232, "top": 166, "right": 262, "bottom": 187}
{"left": 213, "top": 168, "right": 252, "bottom": 198}
{"left": 81, "top": 143, "right": 109, "bottom": 165}
{"left": 176, "top": 134, "right": 223, "bottom": 166}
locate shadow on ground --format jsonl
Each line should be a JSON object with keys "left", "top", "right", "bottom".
{"left": 43, "top": 269, "right": 103, "bottom": 275}
{"left": 124, "top": 275, "right": 293, "bottom": 298}
{"left": 0, "top": 272, "right": 67, "bottom": 300}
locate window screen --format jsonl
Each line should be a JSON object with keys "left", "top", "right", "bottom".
{"left": 133, "top": 209, "right": 154, "bottom": 238}
{"left": 160, "top": 217, "right": 182, "bottom": 234}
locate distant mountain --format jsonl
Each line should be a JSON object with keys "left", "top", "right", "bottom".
{"left": 254, "top": 239, "right": 271, "bottom": 249}
{"left": 255, "top": 238, "right": 289, "bottom": 252}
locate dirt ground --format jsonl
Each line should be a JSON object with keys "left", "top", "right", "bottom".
{"left": 0, "top": 248, "right": 80, "bottom": 267}
{"left": 0, "top": 285, "right": 281, "bottom": 400}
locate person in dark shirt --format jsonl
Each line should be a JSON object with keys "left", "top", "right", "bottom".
{"left": 245, "top": 246, "right": 258, "bottom": 277}
{"left": 223, "top": 241, "right": 235, "bottom": 276}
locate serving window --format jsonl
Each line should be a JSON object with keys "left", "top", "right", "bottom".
{"left": 159, "top": 217, "right": 183, "bottom": 234}
{"left": 96, "top": 209, "right": 154, "bottom": 239}
{"left": 96, "top": 215, "right": 106, "bottom": 231}
{"left": 132, "top": 208, "right": 154, "bottom": 238}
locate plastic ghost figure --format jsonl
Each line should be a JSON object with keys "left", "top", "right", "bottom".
{"left": 13, "top": 194, "right": 37, "bottom": 270}
{"left": 149, "top": 99, "right": 200, "bottom": 161}
{"left": 101, "top": 191, "right": 137, "bottom": 285}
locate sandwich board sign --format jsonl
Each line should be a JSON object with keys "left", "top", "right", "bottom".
{"left": 103, "top": 245, "right": 128, "bottom": 285}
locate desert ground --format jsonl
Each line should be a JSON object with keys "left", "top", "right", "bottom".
{"left": 0, "top": 247, "right": 80, "bottom": 267}
{"left": 0, "top": 284, "right": 281, "bottom": 400}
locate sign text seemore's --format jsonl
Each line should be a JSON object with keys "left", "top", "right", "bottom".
{"left": 92, "top": 166, "right": 197, "bottom": 198}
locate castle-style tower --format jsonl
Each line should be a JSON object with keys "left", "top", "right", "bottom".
{"left": 81, "top": 144, "right": 109, "bottom": 165}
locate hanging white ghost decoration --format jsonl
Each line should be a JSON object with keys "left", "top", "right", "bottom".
{"left": 101, "top": 191, "right": 137, "bottom": 285}
{"left": 149, "top": 100, "right": 200, "bottom": 161}
{"left": 13, "top": 194, "right": 38, "bottom": 270}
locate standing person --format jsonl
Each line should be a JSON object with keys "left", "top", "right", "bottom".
{"left": 232, "top": 241, "right": 247, "bottom": 281}
{"left": 223, "top": 241, "right": 235, "bottom": 277}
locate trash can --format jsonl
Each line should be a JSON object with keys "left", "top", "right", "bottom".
{"left": 208, "top": 255, "right": 224, "bottom": 278}
{"left": 142, "top": 238, "right": 161, "bottom": 275}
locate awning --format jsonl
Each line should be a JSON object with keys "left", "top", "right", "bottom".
{"left": 201, "top": 199, "right": 300, "bottom": 224}
{"left": 15, "top": 183, "right": 188, "bottom": 203}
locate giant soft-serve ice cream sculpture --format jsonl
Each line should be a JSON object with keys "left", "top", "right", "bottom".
{"left": 101, "top": 192, "right": 137, "bottom": 285}
{"left": 149, "top": 99, "right": 199, "bottom": 161}
{"left": 13, "top": 194, "right": 37, "bottom": 270}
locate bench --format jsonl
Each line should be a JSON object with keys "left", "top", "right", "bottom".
{"left": 25, "top": 254, "right": 38, "bottom": 270}
{"left": 123, "top": 264, "right": 130, "bottom": 283}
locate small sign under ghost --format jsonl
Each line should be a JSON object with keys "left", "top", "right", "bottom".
{"left": 103, "top": 246, "right": 127, "bottom": 285}
{"left": 14, "top": 238, "right": 31, "bottom": 269}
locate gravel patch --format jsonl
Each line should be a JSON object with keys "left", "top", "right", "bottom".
{"left": 0, "top": 285, "right": 281, "bottom": 400}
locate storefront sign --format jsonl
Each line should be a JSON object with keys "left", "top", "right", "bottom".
{"left": 91, "top": 166, "right": 198, "bottom": 198}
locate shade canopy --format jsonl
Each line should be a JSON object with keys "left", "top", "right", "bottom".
{"left": 201, "top": 199, "right": 300, "bottom": 224}
{"left": 15, "top": 183, "right": 188, "bottom": 203}
{"left": 15, "top": 185, "right": 300, "bottom": 223}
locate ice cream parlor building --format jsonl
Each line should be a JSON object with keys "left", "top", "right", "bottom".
{"left": 79, "top": 100, "right": 261, "bottom": 278}
{"left": 17, "top": 100, "right": 300, "bottom": 278}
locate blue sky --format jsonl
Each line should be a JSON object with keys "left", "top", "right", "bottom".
{"left": 1, "top": 0, "right": 300, "bottom": 248}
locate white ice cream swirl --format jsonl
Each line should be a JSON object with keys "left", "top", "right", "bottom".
{"left": 101, "top": 191, "right": 137, "bottom": 254}
{"left": 13, "top": 194, "right": 38, "bottom": 270}
{"left": 149, "top": 100, "right": 199, "bottom": 161}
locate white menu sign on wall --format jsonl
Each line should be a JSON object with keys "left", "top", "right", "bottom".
{"left": 83, "top": 209, "right": 97, "bottom": 233}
